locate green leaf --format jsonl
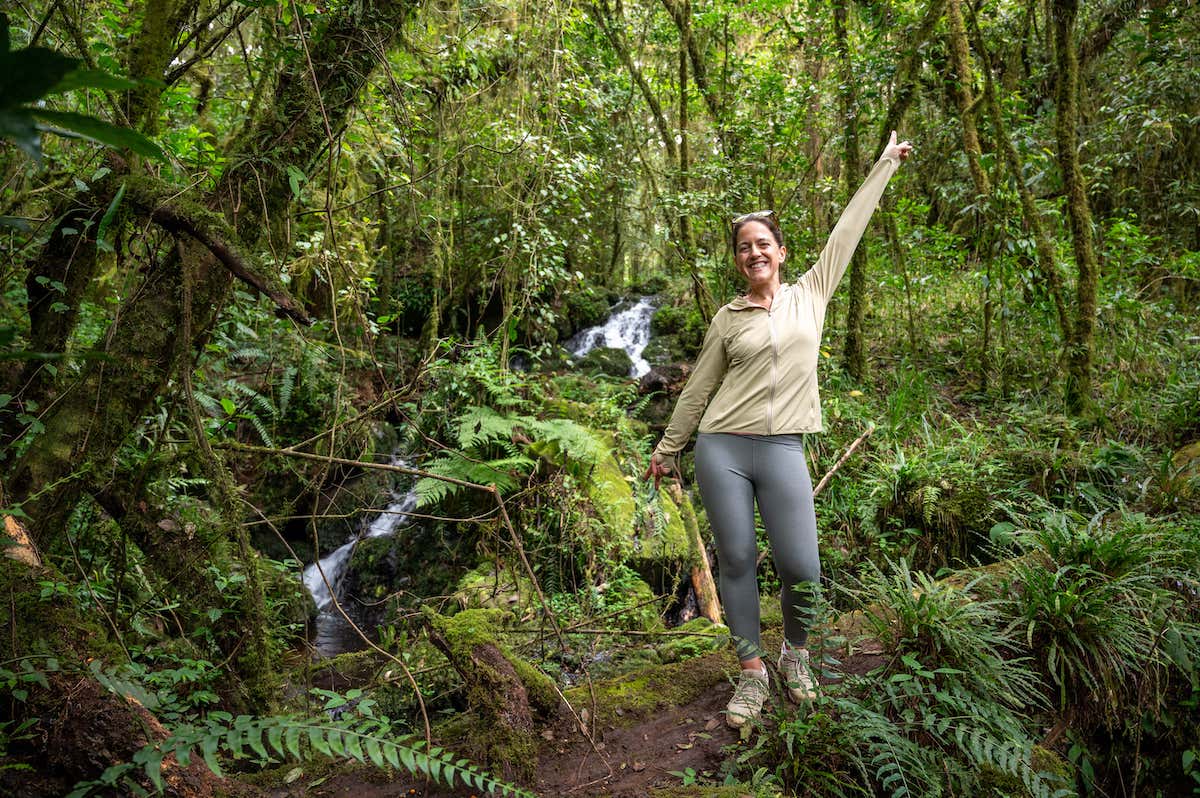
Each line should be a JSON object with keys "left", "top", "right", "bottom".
{"left": 51, "top": 68, "right": 137, "bottom": 94}
{"left": 0, "top": 108, "right": 39, "bottom": 158}
{"left": 307, "top": 726, "right": 331, "bottom": 757}
{"left": 201, "top": 732, "right": 223, "bottom": 777}
{"left": 0, "top": 46, "right": 79, "bottom": 108}
{"left": 31, "top": 109, "right": 165, "bottom": 160}
{"left": 267, "top": 724, "right": 285, "bottom": 757}
{"left": 220, "top": 397, "right": 237, "bottom": 415}
{"left": 345, "top": 731, "right": 363, "bottom": 762}
{"left": 364, "top": 737, "right": 384, "bottom": 768}
{"left": 284, "top": 725, "right": 302, "bottom": 759}
{"left": 247, "top": 723, "right": 269, "bottom": 760}
{"left": 96, "top": 182, "right": 125, "bottom": 253}
{"left": 287, "top": 165, "right": 305, "bottom": 198}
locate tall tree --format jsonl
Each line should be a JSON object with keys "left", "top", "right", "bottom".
{"left": 1052, "top": 0, "right": 1100, "bottom": 414}
{"left": 946, "top": 0, "right": 995, "bottom": 390}
{"left": 833, "top": 0, "right": 868, "bottom": 381}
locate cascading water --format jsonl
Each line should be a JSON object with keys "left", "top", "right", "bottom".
{"left": 567, "top": 296, "right": 657, "bottom": 377}
{"left": 302, "top": 458, "right": 418, "bottom": 656}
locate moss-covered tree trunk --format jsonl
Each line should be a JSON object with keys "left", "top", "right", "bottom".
{"left": 1052, "top": 0, "right": 1099, "bottom": 415}
{"left": 971, "top": 13, "right": 1072, "bottom": 344}
{"left": 833, "top": 0, "right": 868, "bottom": 381}
{"left": 426, "top": 609, "right": 562, "bottom": 784}
{"left": 947, "top": 0, "right": 996, "bottom": 391}
{"left": 5, "top": 0, "right": 415, "bottom": 706}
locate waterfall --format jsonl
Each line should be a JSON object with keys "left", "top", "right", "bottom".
{"left": 301, "top": 458, "right": 418, "bottom": 655}
{"left": 567, "top": 296, "right": 657, "bottom": 378}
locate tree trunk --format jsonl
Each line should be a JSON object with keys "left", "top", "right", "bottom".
{"left": 1052, "top": 0, "right": 1099, "bottom": 414}
{"left": 8, "top": 0, "right": 416, "bottom": 564}
{"left": 970, "top": 11, "right": 1072, "bottom": 343}
{"left": 675, "top": 1, "right": 717, "bottom": 321}
{"left": 833, "top": 0, "right": 867, "bottom": 381}
{"left": 947, "top": 0, "right": 995, "bottom": 392}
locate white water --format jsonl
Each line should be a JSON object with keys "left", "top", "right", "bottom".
{"left": 301, "top": 458, "right": 418, "bottom": 654}
{"left": 567, "top": 296, "right": 657, "bottom": 377}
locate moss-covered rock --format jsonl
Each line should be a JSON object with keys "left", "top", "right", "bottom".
{"left": 568, "top": 649, "right": 734, "bottom": 727}
{"left": 577, "top": 346, "right": 634, "bottom": 378}
{"left": 454, "top": 560, "right": 535, "bottom": 614}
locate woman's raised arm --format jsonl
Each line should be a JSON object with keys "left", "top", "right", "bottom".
{"left": 804, "top": 131, "right": 912, "bottom": 303}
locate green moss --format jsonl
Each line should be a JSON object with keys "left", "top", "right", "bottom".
{"left": 430, "top": 608, "right": 559, "bottom": 715}
{"left": 570, "top": 649, "right": 734, "bottom": 727}
{"left": 649, "top": 786, "right": 755, "bottom": 798}
{"left": 454, "top": 560, "right": 534, "bottom": 614}
{"left": 0, "top": 558, "right": 118, "bottom": 664}
{"left": 578, "top": 346, "right": 634, "bottom": 377}
{"left": 585, "top": 449, "right": 637, "bottom": 546}
{"left": 656, "top": 617, "right": 729, "bottom": 664}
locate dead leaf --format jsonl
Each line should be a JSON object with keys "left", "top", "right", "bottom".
{"left": 632, "top": 761, "right": 646, "bottom": 772}
{"left": 704, "top": 717, "right": 721, "bottom": 731}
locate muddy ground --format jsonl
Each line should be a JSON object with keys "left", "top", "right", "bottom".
{"left": 265, "top": 641, "right": 888, "bottom": 798}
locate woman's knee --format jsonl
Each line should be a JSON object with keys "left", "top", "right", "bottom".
{"left": 775, "top": 552, "right": 820, "bottom": 588}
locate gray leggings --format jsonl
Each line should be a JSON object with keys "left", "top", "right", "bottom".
{"left": 694, "top": 432, "right": 820, "bottom": 660}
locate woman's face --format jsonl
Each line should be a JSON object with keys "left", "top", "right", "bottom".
{"left": 734, "top": 220, "right": 786, "bottom": 290}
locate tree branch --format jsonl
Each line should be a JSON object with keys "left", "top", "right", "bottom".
{"left": 124, "top": 180, "right": 313, "bottom": 325}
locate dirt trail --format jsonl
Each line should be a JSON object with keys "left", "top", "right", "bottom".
{"left": 268, "top": 646, "right": 887, "bottom": 798}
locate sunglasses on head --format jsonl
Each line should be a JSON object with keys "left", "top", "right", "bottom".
{"left": 731, "top": 209, "right": 776, "bottom": 225}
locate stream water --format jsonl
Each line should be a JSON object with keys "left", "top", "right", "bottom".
{"left": 567, "top": 296, "right": 657, "bottom": 377}
{"left": 301, "top": 459, "right": 418, "bottom": 657}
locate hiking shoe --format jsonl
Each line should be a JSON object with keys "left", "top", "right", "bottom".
{"left": 725, "top": 668, "right": 769, "bottom": 728}
{"left": 779, "top": 646, "right": 817, "bottom": 702}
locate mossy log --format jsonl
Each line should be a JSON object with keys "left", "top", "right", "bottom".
{"left": 425, "top": 609, "right": 562, "bottom": 782}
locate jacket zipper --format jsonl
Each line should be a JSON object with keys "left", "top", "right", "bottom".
{"left": 766, "top": 308, "right": 778, "bottom": 435}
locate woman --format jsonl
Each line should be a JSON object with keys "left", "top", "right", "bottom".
{"left": 645, "top": 131, "right": 913, "bottom": 727}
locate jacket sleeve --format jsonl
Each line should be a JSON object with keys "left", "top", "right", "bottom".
{"left": 804, "top": 154, "right": 900, "bottom": 304}
{"left": 652, "top": 311, "right": 729, "bottom": 468}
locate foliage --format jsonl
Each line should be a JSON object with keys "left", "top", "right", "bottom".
{"left": 0, "top": 13, "right": 162, "bottom": 161}
{"left": 1003, "top": 511, "right": 1200, "bottom": 723}
{"left": 65, "top": 686, "right": 533, "bottom": 798}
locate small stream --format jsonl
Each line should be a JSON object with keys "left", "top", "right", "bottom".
{"left": 301, "top": 458, "right": 418, "bottom": 657}
{"left": 567, "top": 296, "right": 657, "bottom": 377}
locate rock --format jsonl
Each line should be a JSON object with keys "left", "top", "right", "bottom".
{"left": 577, "top": 346, "right": 634, "bottom": 378}
{"left": 639, "top": 363, "right": 690, "bottom": 396}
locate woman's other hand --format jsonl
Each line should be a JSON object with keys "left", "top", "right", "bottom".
{"left": 882, "top": 130, "right": 913, "bottom": 163}
{"left": 643, "top": 452, "right": 675, "bottom": 490}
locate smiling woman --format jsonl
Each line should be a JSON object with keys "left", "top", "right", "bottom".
{"left": 644, "top": 131, "right": 913, "bottom": 728}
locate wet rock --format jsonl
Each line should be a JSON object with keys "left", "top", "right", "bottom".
{"left": 577, "top": 346, "right": 634, "bottom": 378}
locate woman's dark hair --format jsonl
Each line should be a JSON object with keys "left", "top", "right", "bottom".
{"left": 731, "top": 211, "right": 784, "bottom": 250}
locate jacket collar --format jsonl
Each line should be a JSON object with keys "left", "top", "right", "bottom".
{"left": 726, "top": 282, "right": 790, "bottom": 312}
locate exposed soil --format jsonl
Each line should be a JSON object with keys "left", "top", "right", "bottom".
{"left": 265, "top": 644, "right": 889, "bottom": 798}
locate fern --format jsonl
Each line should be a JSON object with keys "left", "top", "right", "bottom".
{"left": 415, "top": 407, "right": 609, "bottom": 508}
{"left": 66, "top": 712, "right": 537, "bottom": 798}
{"left": 415, "top": 451, "right": 533, "bottom": 506}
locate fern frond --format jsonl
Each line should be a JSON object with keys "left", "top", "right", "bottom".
{"left": 67, "top": 713, "right": 537, "bottom": 798}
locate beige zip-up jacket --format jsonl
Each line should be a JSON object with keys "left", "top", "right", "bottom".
{"left": 653, "top": 154, "right": 900, "bottom": 469}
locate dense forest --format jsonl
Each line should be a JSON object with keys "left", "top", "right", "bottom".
{"left": 1, "top": 0, "right": 1198, "bottom": 795}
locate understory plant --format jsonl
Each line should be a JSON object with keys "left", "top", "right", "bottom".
{"left": 63, "top": 681, "right": 533, "bottom": 798}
